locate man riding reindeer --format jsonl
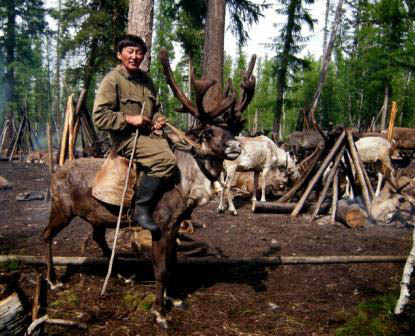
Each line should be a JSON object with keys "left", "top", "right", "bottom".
{"left": 93, "top": 35, "right": 176, "bottom": 234}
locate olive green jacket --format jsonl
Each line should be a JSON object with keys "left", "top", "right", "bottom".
{"left": 93, "top": 65, "right": 163, "bottom": 151}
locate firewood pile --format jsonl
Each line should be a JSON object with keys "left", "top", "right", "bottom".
{"left": 57, "top": 89, "right": 109, "bottom": 167}
{"left": 0, "top": 89, "right": 109, "bottom": 167}
{"left": 0, "top": 107, "right": 40, "bottom": 161}
{"left": 253, "top": 127, "right": 397, "bottom": 228}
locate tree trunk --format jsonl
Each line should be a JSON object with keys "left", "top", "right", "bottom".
{"left": 0, "top": 293, "right": 28, "bottom": 335}
{"left": 322, "top": 0, "right": 331, "bottom": 56}
{"left": 54, "top": 0, "right": 62, "bottom": 133}
{"left": 3, "top": 0, "right": 17, "bottom": 148}
{"left": 83, "top": 37, "right": 99, "bottom": 94}
{"left": 128, "top": 0, "right": 154, "bottom": 72}
{"left": 202, "top": 0, "right": 226, "bottom": 108}
{"left": 272, "top": 0, "right": 297, "bottom": 136}
{"left": 307, "top": 0, "right": 344, "bottom": 127}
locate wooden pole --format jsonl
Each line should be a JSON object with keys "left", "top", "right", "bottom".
{"left": 0, "top": 120, "right": 10, "bottom": 154}
{"left": 70, "top": 90, "right": 88, "bottom": 159}
{"left": 67, "top": 95, "right": 75, "bottom": 161}
{"left": 383, "top": 101, "right": 397, "bottom": 176}
{"left": 310, "top": 147, "right": 345, "bottom": 221}
{"left": 58, "top": 95, "right": 72, "bottom": 166}
{"left": 345, "top": 129, "right": 371, "bottom": 211}
{"left": 31, "top": 274, "right": 47, "bottom": 335}
{"left": 47, "top": 121, "right": 53, "bottom": 174}
{"left": 0, "top": 254, "right": 407, "bottom": 266}
{"left": 291, "top": 130, "right": 346, "bottom": 217}
{"left": 8, "top": 116, "right": 26, "bottom": 161}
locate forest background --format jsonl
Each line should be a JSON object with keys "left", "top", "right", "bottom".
{"left": 1, "top": 0, "right": 415, "bottom": 151}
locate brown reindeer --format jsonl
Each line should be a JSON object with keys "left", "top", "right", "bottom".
{"left": 43, "top": 48, "right": 256, "bottom": 329}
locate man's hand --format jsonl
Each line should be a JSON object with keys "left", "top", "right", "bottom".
{"left": 124, "top": 114, "right": 151, "bottom": 127}
{"left": 152, "top": 116, "right": 166, "bottom": 130}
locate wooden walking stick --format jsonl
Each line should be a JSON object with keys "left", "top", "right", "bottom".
{"left": 101, "top": 103, "right": 145, "bottom": 295}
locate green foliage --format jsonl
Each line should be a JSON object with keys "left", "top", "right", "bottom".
{"left": 59, "top": 0, "right": 128, "bottom": 89}
{"left": 50, "top": 289, "right": 80, "bottom": 308}
{"left": 0, "top": 260, "right": 22, "bottom": 271}
{"left": 123, "top": 290, "right": 155, "bottom": 312}
{"left": 335, "top": 293, "right": 400, "bottom": 336}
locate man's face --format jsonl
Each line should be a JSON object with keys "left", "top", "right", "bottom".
{"left": 117, "top": 46, "right": 145, "bottom": 73}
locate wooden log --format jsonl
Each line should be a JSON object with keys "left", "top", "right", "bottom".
{"left": 253, "top": 200, "right": 331, "bottom": 215}
{"left": 331, "top": 170, "right": 339, "bottom": 224}
{"left": 291, "top": 130, "right": 346, "bottom": 217}
{"left": 335, "top": 199, "right": 368, "bottom": 228}
{"left": 0, "top": 254, "right": 406, "bottom": 266}
{"left": 311, "top": 147, "right": 345, "bottom": 221}
{"left": 345, "top": 129, "right": 371, "bottom": 211}
{"left": 253, "top": 201, "right": 298, "bottom": 213}
{"left": 0, "top": 293, "right": 28, "bottom": 335}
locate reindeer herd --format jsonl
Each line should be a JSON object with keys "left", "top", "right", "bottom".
{"left": 37, "top": 48, "right": 414, "bottom": 330}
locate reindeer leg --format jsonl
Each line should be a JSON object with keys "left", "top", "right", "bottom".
{"left": 375, "top": 172, "right": 383, "bottom": 197}
{"left": 92, "top": 226, "right": 111, "bottom": 258}
{"left": 217, "top": 182, "right": 226, "bottom": 213}
{"left": 151, "top": 234, "right": 169, "bottom": 330}
{"left": 226, "top": 167, "right": 238, "bottom": 216}
{"left": 164, "top": 232, "right": 187, "bottom": 311}
{"left": 43, "top": 201, "right": 72, "bottom": 289}
{"left": 260, "top": 169, "right": 269, "bottom": 202}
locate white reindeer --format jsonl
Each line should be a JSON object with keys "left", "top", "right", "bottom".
{"left": 217, "top": 136, "right": 300, "bottom": 215}
{"left": 346, "top": 136, "right": 395, "bottom": 197}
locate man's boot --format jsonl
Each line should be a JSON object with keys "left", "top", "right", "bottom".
{"left": 133, "top": 174, "right": 162, "bottom": 232}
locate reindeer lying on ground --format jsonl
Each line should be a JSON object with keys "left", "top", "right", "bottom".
{"left": 217, "top": 135, "right": 300, "bottom": 215}
{"left": 43, "top": 49, "right": 255, "bottom": 330}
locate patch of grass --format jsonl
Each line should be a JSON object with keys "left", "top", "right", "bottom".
{"left": 123, "top": 291, "right": 154, "bottom": 312}
{"left": 0, "top": 260, "right": 23, "bottom": 271}
{"left": 335, "top": 293, "right": 399, "bottom": 336}
{"left": 49, "top": 290, "right": 80, "bottom": 308}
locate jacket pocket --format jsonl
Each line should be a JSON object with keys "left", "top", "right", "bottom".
{"left": 120, "top": 97, "right": 142, "bottom": 115}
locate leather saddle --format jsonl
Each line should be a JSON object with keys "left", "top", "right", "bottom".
{"left": 92, "top": 150, "right": 137, "bottom": 207}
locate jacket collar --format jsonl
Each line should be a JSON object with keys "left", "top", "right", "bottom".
{"left": 115, "top": 64, "right": 146, "bottom": 82}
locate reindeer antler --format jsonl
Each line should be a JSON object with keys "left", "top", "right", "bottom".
{"left": 224, "top": 54, "right": 257, "bottom": 133}
{"left": 160, "top": 48, "right": 221, "bottom": 122}
{"left": 159, "top": 48, "right": 256, "bottom": 129}
{"left": 235, "top": 54, "right": 257, "bottom": 117}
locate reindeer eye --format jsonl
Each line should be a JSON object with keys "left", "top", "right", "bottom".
{"left": 204, "top": 128, "right": 214, "bottom": 139}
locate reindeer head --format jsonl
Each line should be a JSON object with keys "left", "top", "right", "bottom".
{"left": 160, "top": 48, "right": 256, "bottom": 161}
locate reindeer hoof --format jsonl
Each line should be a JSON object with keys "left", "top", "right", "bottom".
{"left": 47, "top": 280, "right": 63, "bottom": 290}
{"left": 230, "top": 210, "right": 238, "bottom": 216}
{"left": 152, "top": 310, "right": 169, "bottom": 330}
{"left": 217, "top": 207, "right": 225, "bottom": 213}
{"left": 165, "top": 295, "right": 188, "bottom": 311}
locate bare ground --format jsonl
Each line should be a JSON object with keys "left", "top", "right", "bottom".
{"left": 0, "top": 160, "right": 414, "bottom": 335}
